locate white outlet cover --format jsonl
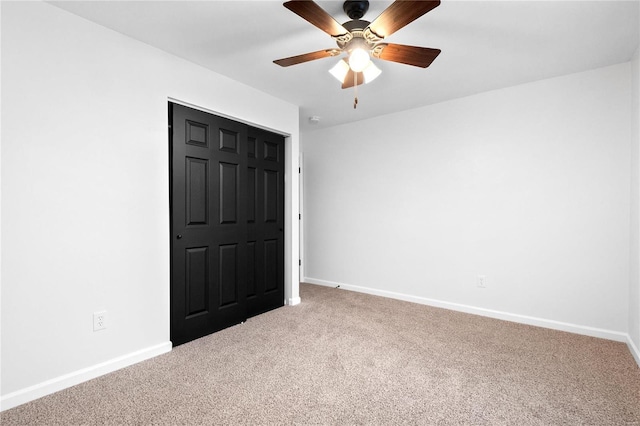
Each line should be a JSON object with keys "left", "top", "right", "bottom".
{"left": 93, "top": 311, "right": 107, "bottom": 331}
{"left": 477, "top": 275, "right": 486, "bottom": 288}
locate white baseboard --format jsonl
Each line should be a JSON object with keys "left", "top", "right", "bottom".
{"left": 303, "top": 277, "right": 631, "bottom": 345}
{"left": 0, "top": 341, "right": 172, "bottom": 412}
{"left": 628, "top": 336, "right": 640, "bottom": 368}
{"left": 286, "top": 296, "right": 301, "bottom": 306}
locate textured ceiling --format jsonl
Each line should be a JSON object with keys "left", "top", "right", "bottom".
{"left": 51, "top": 1, "right": 639, "bottom": 132}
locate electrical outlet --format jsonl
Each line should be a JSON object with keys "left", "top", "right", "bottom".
{"left": 477, "top": 275, "right": 486, "bottom": 288}
{"left": 93, "top": 311, "right": 107, "bottom": 331}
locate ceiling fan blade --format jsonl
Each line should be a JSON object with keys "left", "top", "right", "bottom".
{"left": 284, "top": 1, "right": 350, "bottom": 38}
{"left": 341, "top": 70, "right": 364, "bottom": 89}
{"left": 274, "top": 49, "right": 341, "bottom": 67}
{"left": 373, "top": 43, "right": 441, "bottom": 68}
{"left": 367, "top": 0, "right": 440, "bottom": 39}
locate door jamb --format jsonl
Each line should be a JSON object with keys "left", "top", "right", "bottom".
{"left": 298, "top": 153, "right": 304, "bottom": 283}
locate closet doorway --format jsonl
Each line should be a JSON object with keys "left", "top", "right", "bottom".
{"left": 169, "top": 103, "right": 285, "bottom": 346}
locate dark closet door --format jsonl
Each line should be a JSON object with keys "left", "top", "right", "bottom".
{"left": 246, "top": 127, "right": 285, "bottom": 317}
{"left": 170, "top": 103, "right": 284, "bottom": 346}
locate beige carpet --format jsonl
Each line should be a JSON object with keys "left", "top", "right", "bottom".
{"left": 2, "top": 283, "right": 639, "bottom": 425}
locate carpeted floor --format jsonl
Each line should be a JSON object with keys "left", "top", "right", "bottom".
{"left": 2, "top": 283, "right": 639, "bottom": 425}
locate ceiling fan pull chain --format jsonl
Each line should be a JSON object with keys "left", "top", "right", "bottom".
{"left": 353, "top": 72, "right": 358, "bottom": 109}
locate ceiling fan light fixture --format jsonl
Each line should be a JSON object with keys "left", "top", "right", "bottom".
{"left": 276, "top": 0, "right": 442, "bottom": 108}
{"left": 348, "top": 47, "right": 370, "bottom": 72}
{"left": 329, "top": 59, "right": 350, "bottom": 83}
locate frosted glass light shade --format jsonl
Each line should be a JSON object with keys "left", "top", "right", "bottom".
{"left": 348, "top": 48, "right": 370, "bottom": 72}
{"left": 329, "top": 59, "right": 349, "bottom": 82}
{"left": 362, "top": 61, "right": 381, "bottom": 83}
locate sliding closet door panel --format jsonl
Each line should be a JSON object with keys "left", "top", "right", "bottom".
{"left": 246, "top": 127, "right": 285, "bottom": 317}
{"left": 171, "top": 104, "right": 248, "bottom": 346}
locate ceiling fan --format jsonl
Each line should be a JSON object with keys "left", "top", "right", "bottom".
{"left": 274, "top": 0, "right": 441, "bottom": 107}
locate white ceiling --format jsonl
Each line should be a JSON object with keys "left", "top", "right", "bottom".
{"left": 51, "top": 1, "right": 639, "bottom": 132}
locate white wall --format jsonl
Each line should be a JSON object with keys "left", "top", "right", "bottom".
{"left": 0, "top": 1, "right": 299, "bottom": 409}
{"left": 303, "top": 63, "right": 632, "bottom": 341}
{"left": 630, "top": 43, "right": 640, "bottom": 363}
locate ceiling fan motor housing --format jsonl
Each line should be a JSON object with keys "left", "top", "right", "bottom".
{"left": 343, "top": 0, "right": 369, "bottom": 20}
{"left": 337, "top": 20, "right": 375, "bottom": 52}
